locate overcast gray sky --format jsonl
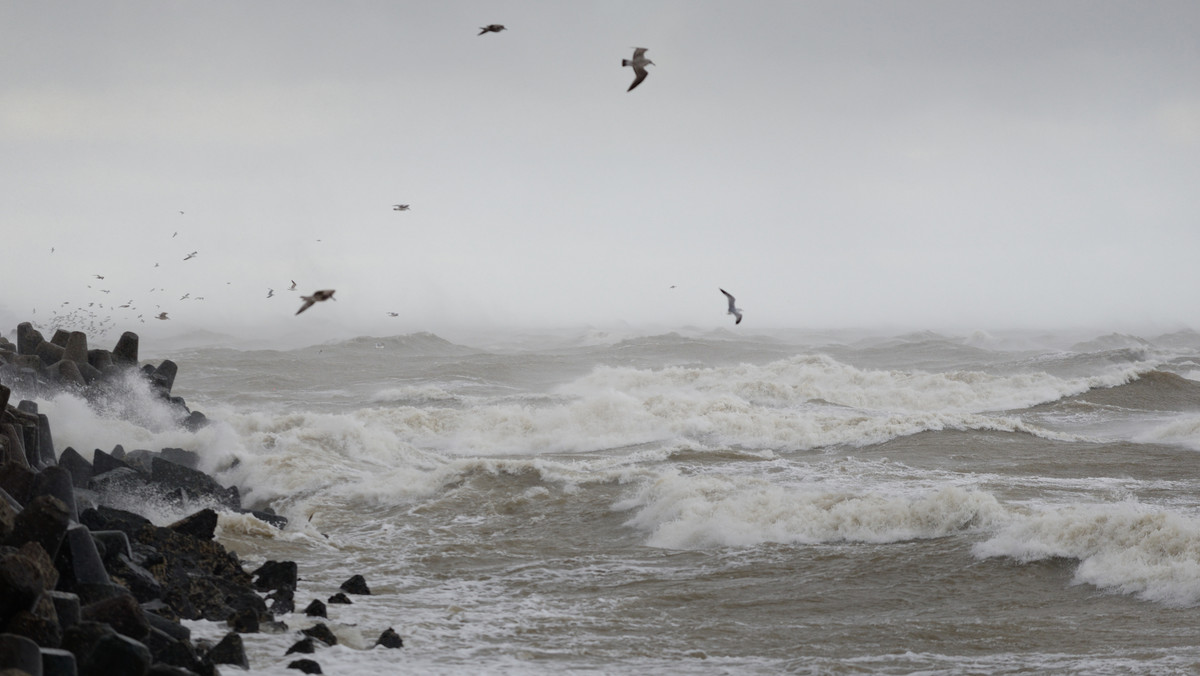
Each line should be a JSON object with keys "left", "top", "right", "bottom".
{"left": 2, "top": 1, "right": 1198, "bottom": 341}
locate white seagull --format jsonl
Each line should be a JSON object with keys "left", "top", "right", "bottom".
{"left": 720, "top": 288, "right": 743, "bottom": 325}
{"left": 622, "top": 47, "right": 654, "bottom": 92}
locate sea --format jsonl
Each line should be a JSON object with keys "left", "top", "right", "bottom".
{"left": 23, "top": 325, "right": 1200, "bottom": 675}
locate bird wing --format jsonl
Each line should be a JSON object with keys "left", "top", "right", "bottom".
{"left": 720, "top": 288, "right": 736, "bottom": 311}
{"left": 296, "top": 297, "right": 316, "bottom": 315}
{"left": 632, "top": 47, "right": 648, "bottom": 59}
{"left": 628, "top": 67, "right": 649, "bottom": 91}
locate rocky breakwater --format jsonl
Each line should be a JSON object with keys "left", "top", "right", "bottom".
{"left": 0, "top": 324, "right": 286, "bottom": 675}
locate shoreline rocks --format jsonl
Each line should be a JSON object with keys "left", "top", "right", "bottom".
{"left": 2, "top": 323, "right": 403, "bottom": 674}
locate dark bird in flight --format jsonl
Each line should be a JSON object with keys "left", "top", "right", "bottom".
{"left": 296, "top": 289, "right": 336, "bottom": 315}
{"left": 393, "top": 204, "right": 410, "bottom": 211}
{"left": 720, "top": 288, "right": 743, "bottom": 325}
{"left": 478, "top": 24, "right": 506, "bottom": 35}
{"left": 622, "top": 47, "right": 654, "bottom": 91}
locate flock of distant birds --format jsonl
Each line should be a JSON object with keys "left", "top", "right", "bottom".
{"left": 22, "top": 24, "right": 747, "bottom": 339}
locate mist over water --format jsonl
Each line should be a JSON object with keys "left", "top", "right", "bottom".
{"left": 16, "top": 325, "right": 1200, "bottom": 674}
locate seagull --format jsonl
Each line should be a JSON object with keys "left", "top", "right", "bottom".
{"left": 94, "top": 274, "right": 105, "bottom": 280}
{"left": 296, "top": 289, "right": 336, "bottom": 315}
{"left": 156, "top": 312, "right": 169, "bottom": 320}
{"left": 622, "top": 47, "right": 654, "bottom": 91}
{"left": 478, "top": 24, "right": 505, "bottom": 35}
{"left": 183, "top": 251, "right": 197, "bottom": 260}
{"left": 289, "top": 280, "right": 297, "bottom": 291}
{"left": 387, "top": 311, "right": 399, "bottom": 317}
{"left": 719, "top": 288, "right": 743, "bottom": 325}
{"left": 393, "top": 204, "right": 410, "bottom": 211}
{"left": 267, "top": 288, "right": 275, "bottom": 298}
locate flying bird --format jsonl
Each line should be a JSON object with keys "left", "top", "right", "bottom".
{"left": 387, "top": 312, "right": 399, "bottom": 317}
{"left": 622, "top": 47, "right": 654, "bottom": 91}
{"left": 156, "top": 312, "right": 169, "bottom": 320}
{"left": 393, "top": 204, "right": 410, "bottom": 211}
{"left": 296, "top": 289, "right": 336, "bottom": 315}
{"left": 94, "top": 274, "right": 105, "bottom": 280}
{"left": 267, "top": 288, "right": 275, "bottom": 298}
{"left": 184, "top": 251, "right": 197, "bottom": 260}
{"left": 478, "top": 24, "right": 506, "bottom": 35}
{"left": 720, "top": 288, "right": 743, "bottom": 325}
{"left": 289, "top": 280, "right": 297, "bottom": 291}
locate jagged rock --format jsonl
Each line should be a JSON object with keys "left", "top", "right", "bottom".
{"left": 123, "top": 449, "right": 157, "bottom": 474}
{"left": 49, "top": 330, "right": 71, "bottom": 348}
{"left": 5, "top": 591, "right": 63, "bottom": 648}
{"left": 78, "top": 506, "right": 150, "bottom": 536}
{"left": 92, "top": 449, "right": 132, "bottom": 477}
{"left": 158, "top": 449, "right": 198, "bottom": 469}
{"left": 375, "top": 627, "right": 404, "bottom": 649}
{"left": 87, "top": 349, "right": 114, "bottom": 373}
{"left": 206, "top": 632, "right": 248, "bottom": 669}
{"left": 168, "top": 509, "right": 217, "bottom": 541}
{"left": 252, "top": 560, "right": 297, "bottom": 593}
{"left": 47, "top": 591, "right": 80, "bottom": 630}
{"left": 0, "top": 461, "right": 38, "bottom": 505}
{"left": 300, "top": 623, "right": 337, "bottom": 646}
{"left": 58, "top": 448, "right": 93, "bottom": 489}
{"left": 0, "top": 632, "right": 42, "bottom": 675}
{"left": 112, "top": 332, "right": 138, "bottom": 367}
{"left": 0, "top": 547, "right": 52, "bottom": 619}
{"left": 63, "top": 332, "right": 88, "bottom": 365}
{"left": 326, "top": 593, "right": 351, "bottom": 605}
{"left": 181, "top": 411, "right": 208, "bottom": 432}
{"left": 267, "top": 588, "right": 295, "bottom": 615}
{"left": 0, "top": 383, "right": 9, "bottom": 411}
{"left": 150, "top": 458, "right": 239, "bottom": 510}
{"left": 226, "top": 607, "right": 259, "bottom": 633}
{"left": 35, "top": 339, "right": 65, "bottom": 366}
{"left": 87, "top": 467, "right": 149, "bottom": 497}
{"left": 285, "top": 636, "right": 316, "bottom": 654}
{"left": 141, "top": 610, "right": 188, "bottom": 643}
{"left": 35, "top": 414, "right": 54, "bottom": 468}
{"left": 55, "top": 525, "right": 117, "bottom": 605}
{"left": 0, "top": 424, "right": 29, "bottom": 469}
{"left": 339, "top": 574, "right": 371, "bottom": 595}
{"left": 15, "top": 542, "right": 59, "bottom": 594}
{"left": 89, "top": 531, "right": 131, "bottom": 567}
{"left": 49, "top": 359, "right": 87, "bottom": 388}
{"left": 302, "top": 600, "right": 326, "bottom": 618}
{"left": 247, "top": 509, "right": 288, "bottom": 529}
{"left": 288, "top": 658, "right": 323, "bottom": 674}
{"left": 0, "top": 495, "right": 15, "bottom": 543}
{"left": 151, "top": 360, "right": 178, "bottom": 394}
{"left": 32, "top": 466, "right": 78, "bottom": 523}
{"left": 82, "top": 631, "right": 152, "bottom": 676}
{"left": 81, "top": 593, "right": 150, "bottom": 641}
{"left": 41, "top": 646, "right": 78, "bottom": 676}
{"left": 17, "top": 323, "right": 44, "bottom": 356}
{"left": 8, "top": 494, "right": 71, "bottom": 560}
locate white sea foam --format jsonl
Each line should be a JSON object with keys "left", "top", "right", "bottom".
{"left": 1135, "top": 413, "right": 1200, "bottom": 451}
{"left": 616, "top": 469, "right": 1006, "bottom": 549}
{"left": 974, "top": 501, "right": 1200, "bottom": 606}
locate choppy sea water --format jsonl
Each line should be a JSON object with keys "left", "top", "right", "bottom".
{"left": 27, "top": 327, "right": 1200, "bottom": 674}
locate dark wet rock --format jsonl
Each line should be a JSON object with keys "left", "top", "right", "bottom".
{"left": 302, "top": 600, "right": 326, "bottom": 618}
{"left": 338, "top": 574, "right": 371, "bottom": 595}
{"left": 285, "top": 636, "right": 316, "bottom": 654}
{"left": 141, "top": 607, "right": 188, "bottom": 643}
{"left": 58, "top": 448, "right": 93, "bottom": 489}
{"left": 375, "top": 627, "right": 404, "bottom": 649}
{"left": 92, "top": 449, "right": 133, "bottom": 477}
{"left": 158, "top": 449, "right": 198, "bottom": 470}
{"left": 0, "top": 461, "right": 38, "bottom": 505}
{"left": 0, "top": 383, "right": 8, "bottom": 411}
{"left": 122, "top": 449, "right": 157, "bottom": 474}
{"left": 226, "top": 607, "right": 259, "bottom": 633}
{"left": 79, "top": 506, "right": 151, "bottom": 537}
{"left": 80, "top": 594, "right": 149, "bottom": 642}
{"left": 181, "top": 411, "right": 208, "bottom": 432}
{"left": 8, "top": 494, "right": 71, "bottom": 560}
{"left": 84, "top": 631, "right": 152, "bottom": 676}
{"left": 0, "top": 495, "right": 15, "bottom": 543}
{"left": 87, "top": 467, "right": 149, "bottom": 498}
{"left": 267, "top": 588, "right": 295, "bottom": 615}
{"left": 49, "top": 329, "right": 71, "bottom": 348}
{"left": 55, "top": 525, "right": 116, "bottom": 605}
{"left": 150, "top": 360, "right": 178, "bottom": 395}
{"left": 15, "top": 541, "right": 59, "bottom": 595}
{"left": 0, "top": 546, "right": 53, "bottom": 621}
{"left": 300, "top": 623, "right": 337, "bottom": 646}
{"left": 63, "top": 332, "right": 88, "bottom": 365}
{"left": 0, "top": 632, "right": 42, "bottom": 675}
{"left": 4, "top": 590, "right": 63, "bottom": 648}
{"left": 87, "top": 348, "right": 114, "bottom": 373}
{"left": 0, "top": 424, "right": 30, "bottom": 469}
{"left": 32, "top": 466, "right": 78, "bottom": 523}
{"left": 112, "top": 332, "right": 139, "bottom": 367}
{"left": 47, "top": 591, "right": 80, "bottom": 630}
{"left": 288, "top": 658, "right": 323, "bottom": 674}
{"left": 110, "top": 553, "right": 163, "bottom": 603}
{"left": 89, "top": 530, "right": 131, "bottom": 567}
{"left": 326, "top": 592, "right": 351, "bottom": 605}
{"left": 36, "top": 339, "right": 66, "bottom": 366}
{"left": 17, "top": 323, "right": 44, "bottom": 356}
{"left": 150, "top": 458, "right": 239, "bottom": 511}
{"left": 206, "top": 632, "right": 248, "bottom": 669}
{"left": 41, "top": 646, "right": 78, "bottom": 676}
{"left": 247, "top": 508, "right": 288, "bottom": 529}
{"left": 35, "top": 414, "right": 55, "bottom": 468}
{"left": 167, "top": 509, "right": 218, "bottom": 541}
{"left": 252, "top": 560, "right": 297, "bottom": 593}
{"left": 49, "top": 359, "right": 86, "bottom": 389}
